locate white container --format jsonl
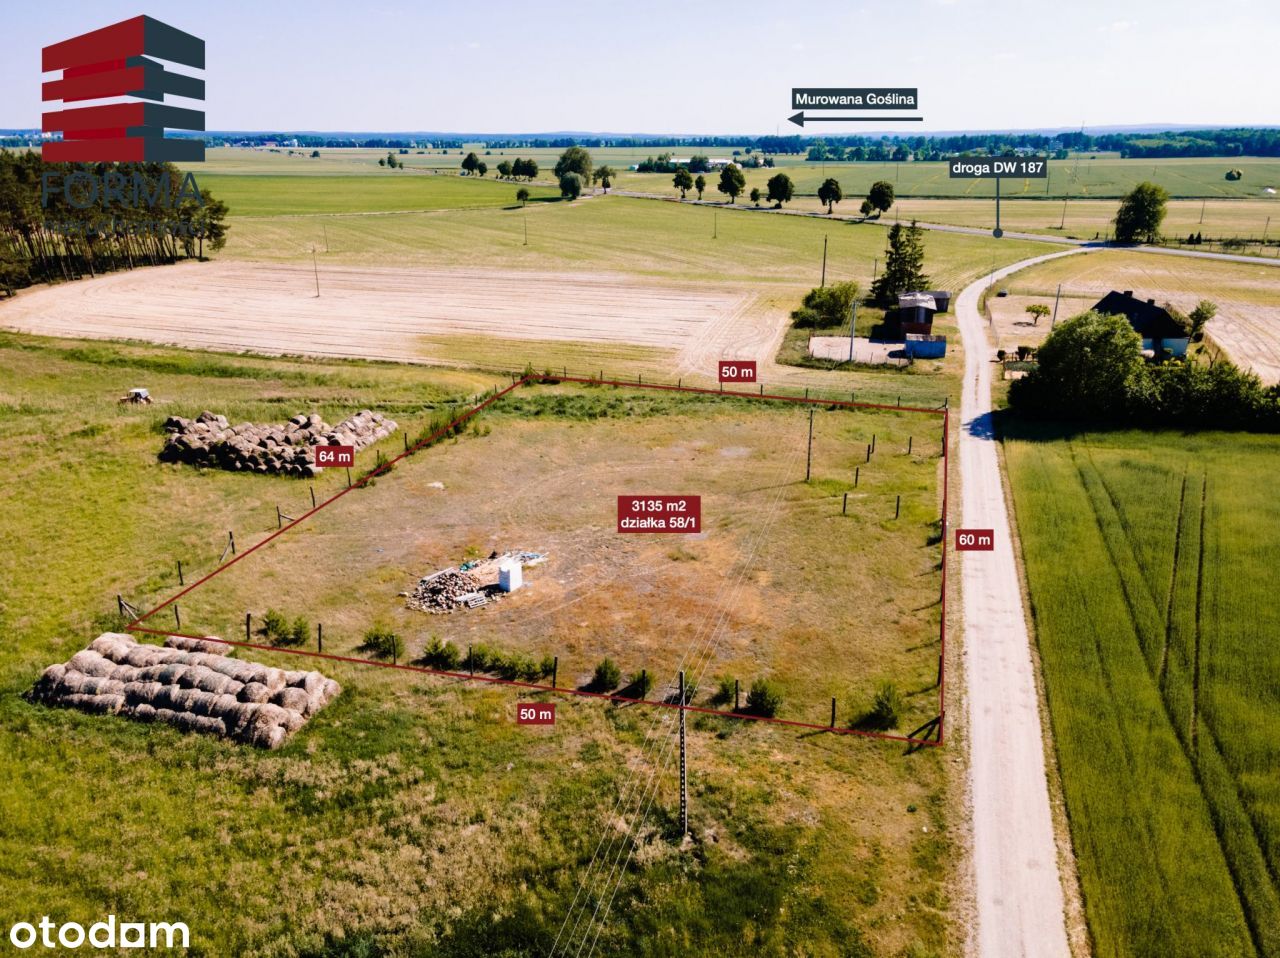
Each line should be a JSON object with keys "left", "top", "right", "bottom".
{"left": 498, "top": 559, "right": 523, "bottom": 593}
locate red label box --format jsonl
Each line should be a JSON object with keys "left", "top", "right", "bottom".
{"left": 955, "top": 528, "right": 995, "bottom": 551}
{"left": 517, "top": 703, "right": 555, "bottom": 725}
{"left": 618, "top": 495, "right": 701, "bottom": 533}
{"left": 314, "top": 445, "right": 355, "bottom": 468}
{"left": 719, "top": 360, "right": 757, "bottom": 383}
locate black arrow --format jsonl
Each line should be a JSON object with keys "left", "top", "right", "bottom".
{"left": 788, "top": 111, "right": 924, "bottom": 127}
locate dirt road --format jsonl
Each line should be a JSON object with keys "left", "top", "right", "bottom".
{"left": 956, "top": 249, "right": 1085, "bottom": 957}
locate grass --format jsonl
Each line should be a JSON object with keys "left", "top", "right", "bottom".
{"left": 217, "top": 191, "right": 1054, "bottom": 290}
{"left": 195, "top": 171, "right": 561, "bottom": 216}
{"left": 0, "top": 333, "right": 956, "bottom": 957}
{"left": 187, "top": 148, "right": 1280, "bottom": 200}
{"left": 1003, "top": 421, "right": 1280, "bottom": 958}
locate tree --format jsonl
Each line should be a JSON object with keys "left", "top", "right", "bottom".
{"left": 672, "top": 167, "right": 694, "bottom": 199}
{"left": 554, "top": 146, "right": 593, "bottom": 184}
{"left": 461, "top": 151, "right": 480, "bottom": 175}
{"left": 694, "top": 174, "right": 706, "bottom": 200}
{"left": 592, "top": 165, "right": 615, "bottom": 193}
{"left": 476, "top": 161, "right": 488, "bottom": 177}
{"left": 1025, "top": 304, "right": 1051, "bottom": 326}
{"left": 750, "top": 187, "right": 761, "bottom": 207}
{"left": 377, "top": 158, "right": 386, "bottom": 167}
{"left": 559, "top": 172, "right": 584, "bottom": 200}
{"left": 859, "top": 198, "right": 873, "bottom": 217}
{"left": 687, "top": 154, "right": 712, "bottom": 173}
{"left": 717, "top": 164, "right": 746, "bottom": 204}
{"left": 386, "top": 151, "right": 399, "bottom": 169}
{"left": 766, "top": 172, "right": 794, "bottom": 207}
{"left": 310, "top": 149, "right": 320, "bottom": 158}
{"left": 516, "top": 187, "right": 530, "bottom": 206}
{"left": 817, "top": 177, "right": 843, "bottom": 214}
{"left": 1225, "top": 168, "right": 1243, "bottom": 181}
{"left": 867, "top": 180, "right": 895, "bottom": 216}
{"left": 1007, "top": 311, "right": 1145, "bottom": 420}
{"left": 1189, "top": 300, "right": 1217, "bottom": 340}
{"left": 1114, "top": 181, "right": 1168, "bottom": 244}
{"left": 497, "top": 160, "right": 513, "bottom": 178}
{"left": 870, "top": 221, "right": 930, "bottom": 303}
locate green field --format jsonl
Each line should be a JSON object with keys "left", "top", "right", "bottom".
{"left": 1004, "top": 423, "right": 1280, "bottom": 958}
{"left": 195, "top": 172, "right": 560, "bottom": 216}
{"left": 0, "top": 333, "right": 957, "bottom": 957}
{"left": 190, "top": 148, "right": 1280, "bottom": 200}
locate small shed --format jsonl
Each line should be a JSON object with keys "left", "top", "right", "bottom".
{"left": 898, "top": 292, "right": 938, "bottom": 334}
{"left": 905, "top": 333, "right": 947, "bottom": 358}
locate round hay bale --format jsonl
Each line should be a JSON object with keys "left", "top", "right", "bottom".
{"left": 272, "top": 687, "right": 309, "bottom": 713}
{"left": 238, "top": 682, "right": 271, "bottom": 704}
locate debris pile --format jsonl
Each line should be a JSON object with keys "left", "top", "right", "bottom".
{"left": 159, "top": 410, "right": 397, "bottom": 477}
{"left": 405, "top": 569, "right": 484, "bottom": 613}
{"left": 29, "top": 633, "right": 341, "bottom": 749}
{"left": 405, "top": 551, "right": 547, "bottom": 614}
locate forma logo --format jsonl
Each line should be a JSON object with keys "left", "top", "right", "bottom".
{"left": 41, "top": 15, "right": 205, "bottom": 163}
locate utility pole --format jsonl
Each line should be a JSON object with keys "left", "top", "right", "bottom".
{"left": 322, "top": 223, "right": 329, "bottom": 253}
{"left": 820, "top": 235, "right": 828, "bottom": 287}
{"left": 713, "top": 209, "right": 718, "bottom": 240}
{"left": 1052, "top": 283, "right": 1062, "bottom": 326}
{"left": 848, "top": 301, "right": 856, "bottom": 362}
{"left": 805, "top": 408, "right": 815, "bottom": 481}
{"left": 311, "top": 247, "right": 320, "bottom": 298}
{"left": 523, "top": 216, "right": 528, "bottom": 246}
{"left": 1200, "top": 199, "right": 1206, "bottom": 225}
{"left": 678, "top": 670, "right": 688, "bottom": 838}
{"left": 1060, "top": 197, "right": 1068, "bottom": 231}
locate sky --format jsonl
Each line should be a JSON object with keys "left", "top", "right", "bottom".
{"left": 6, "top": 0, "right": 1276, "bottom": 134}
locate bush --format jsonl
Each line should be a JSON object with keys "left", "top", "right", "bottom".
{"left": 463, "top": 642, "right": 499, "bottom": 672}
{"left": 277, "top": 615, "right": 309, "bottom": 648}
{"left": 792, "top": 281, "right": 860, "bottom": 329}
{"left": 419, "top": 634, "right": 460, "bottom": 670}
{"left": 745, "top": 679, "right": 783, "bottom": 717}
{"left": 1225, "top": 168, "right": 1244, "bottom": 181}
{"left": 627, "top": 669, "right": 654, "bottom": 699}
{"left": 592, "top": 658, "right": 622, "bottom": 690}
{"left": 359, "top": 623, "right": 403, "bottom": 661}
{"left": 865, "top": 681, "right": 902, "bottom": 730}
{"left": 538, "top": 654, "right": 557, "bottom": 680}
{"left": 260, "top": 608, "right": 288, "bottom": 643}
{"left": 712, "top": 675, "right": 736, "bottom": 706}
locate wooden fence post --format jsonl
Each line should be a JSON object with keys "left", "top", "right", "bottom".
{"left": 177, "top": 560, "right": 183, "bottom": 585}
{"left": 310, "top": 485, "right": 316, "bottom": 509}
{"left": 830, "top": 697, "right": 836, "bottom": 728}
{"left": 552, "top": 655, "right": 558, "bottom": 689}
{"left": 734, "top": 678, "right": 740, "bottom": 712}
{"left": 895, "top": 494, "right": 901, "bottom": 519}
{"left": 173, "top": 605, "right": 181, "bottom": 629}
{"left": 855, "top": 466, "right": 860, "bottom": 487}
{"left": 245, "top": 612, "right": 251, "bottom": 642}
{"left": 842, "top": 493, "right": 848, "bottom": 515}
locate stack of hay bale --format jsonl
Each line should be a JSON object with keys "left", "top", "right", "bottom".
{"left": 29, "top": 633, "right": 341, "bottom": 749}
{"left": 159, "top": 410, "right": 397, "bottom": 477}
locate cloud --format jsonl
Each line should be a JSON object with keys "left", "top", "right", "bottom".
{"left": 1100, "top": 19, "right": 1137, "bottom": 32}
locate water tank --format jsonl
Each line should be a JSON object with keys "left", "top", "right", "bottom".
{"left": 498, "top": 559, "right": 523, "bottom": 593}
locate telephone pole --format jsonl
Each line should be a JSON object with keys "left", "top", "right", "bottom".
{"left": 820, "top": 235, "right": 828, "bottom": 287}
{"left": 311, "top": 247, "right": 320, "bottom": 298}
{"left": 805, "top": 408, "right": 815, "bottom": 481}
{"left": 678, "top": 670, "right": 688, "bottom": 838}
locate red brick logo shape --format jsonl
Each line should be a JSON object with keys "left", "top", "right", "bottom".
{"left": 42, "top": 15, "right": 205, "bottom": 163}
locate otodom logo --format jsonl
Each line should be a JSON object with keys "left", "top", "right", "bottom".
{"left": 41, "top": 14, "right": 205, "bottom": 163}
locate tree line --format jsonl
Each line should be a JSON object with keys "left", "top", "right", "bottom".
{"left": 0, "top": 150, "right": 229, "bottom": 297}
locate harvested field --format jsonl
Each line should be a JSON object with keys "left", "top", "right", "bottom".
{"left": 0, "top": 260, "right": 751, "bottom": 370}
{"left": 29, "top": 633, "right": 341, "bottom": 749}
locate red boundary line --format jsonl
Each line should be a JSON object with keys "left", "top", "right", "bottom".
{"left": 127, "top": 374, "right": 949, "bottom": 747}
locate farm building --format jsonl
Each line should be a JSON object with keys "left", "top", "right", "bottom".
{"left": 1093, "top": 290, "right": 1190, "bottom": 358}
{"left": 898, "top": 292, "right": 939, "bottom": 334}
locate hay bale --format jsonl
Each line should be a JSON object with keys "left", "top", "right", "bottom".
{"left": 32, "top": 634, "right": 340, "bottom": 749}
{"left": 165, "top": 636, "right": 229, "bottom": 656}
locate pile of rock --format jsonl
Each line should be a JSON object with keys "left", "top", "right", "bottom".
{"left": 29, "top": 633, "right": 341, "bottom": 749}
{"left": 159, "top": 409, "right": 397, "bottom": 477}
{"left": 405, "top": 570, "right": 483, "bottom": 613}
